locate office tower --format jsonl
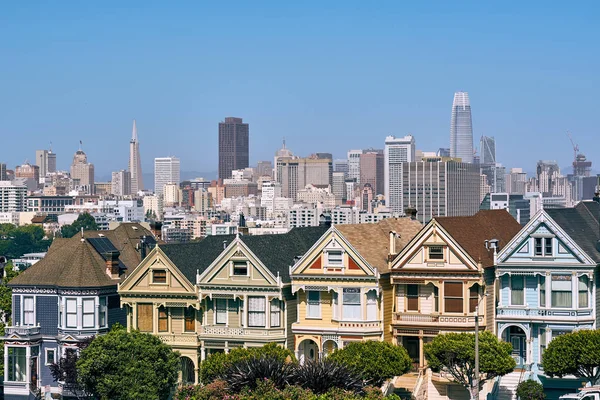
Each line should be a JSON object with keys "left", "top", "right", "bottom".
{"left": 361, "top": 184, "right": 374, "bottom": 212}
{"left": 359, "top": 150, "right": 384, "bottom": 195}
{"left": 111, "top": 170, "right": 132, "bottom": 196}
{"left": 274, "top": 139, "right": 294, "bottom": 181}
{"left": 332, "top": 172, "right": 347, "bottom": 201}
{"left": 0, "top": 181, "right": 27, "bottom": 212}
{"left": 36, "top": 149, "right": 57, "bottom": 178}
{"left": 536, "top": 160, "right": 560, "bottom": 195}
{"left": 163, "top": 183, "right": 180, "bottom": 206}
{"left": 0, "top": 163, "right": 6, "bottom": 181}
{"left": 402, "top": 160, "right": 480, "bottom": 223}
{"left": 333, "top": 159, "right": 349, "bottom": 176}
{"left": 506, "top": 168, "right": 528, "bottom": 195}
{"left": 437, "top": 148, "right": 450, "bottom": 158}
{"left": 129, "top": 119, "right": 144, "bottom": 193}
{"left": 450, "top": 91, "right": 474, "bottom": 163}
{"left": 261, "top": 181, "right": 282, "bottom": 213}
{"left": 70, "top": 147, "right": 95, "bottom": 193}
{"left": 15, "top": 163, "right": 40, "bottom": 183}
{"left": 480, "top": 136, "right": 496, "bottom": 164}
{"left": 384, "top": 135, "right": 416, "bottom": 213}
{"left": 154, "top": 157, "right": 181, "bottom": 196}
{"left": 218, "top": 117, "right": 249, "bottom": 180}
{"left": 276, "top": 156, "right": 332, "bottom": 200}
{"left": 347, "top": 150, "right": 363, "bottom": 184}
{"left": 256, "top": 161, "right": 273, "bottom": 178}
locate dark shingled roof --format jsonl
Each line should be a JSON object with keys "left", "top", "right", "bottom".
{"left": 10, "top": 223, "right": 156, "bottom": 288}
{"left": 159, "top": 226, "right": 328, "bottom": 283}
{"left": 546, "top": 201, "right": 600, "bottom": 263}
{"left": 435, "top": 210, "right": 522, "bottom": 268}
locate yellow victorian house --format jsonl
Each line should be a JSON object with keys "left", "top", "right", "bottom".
{"left": 290, "top": 218, "right": 422, "bottom": 362}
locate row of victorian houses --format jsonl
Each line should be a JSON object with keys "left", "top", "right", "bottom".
{"left": 3, "top": 200, "right": 600, "bottom": 400}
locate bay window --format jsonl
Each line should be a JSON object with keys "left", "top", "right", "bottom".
{"left": 215, "top": 299, "right": 227, "bottom": 324}
{"left": 82, "top": 298, "right": 95, "bottom": 328}
{"left": 99, "top": 297, "right": 107, "bottom": 328}
{"left": 366, "top": 290, "right": 377, "bottom": 320}
{"left": 158, "top": 306, "right": 168, "bottom": 332}
{"left": 7, "top": 347, "right": 26, "bottom": 382}
{"left": 551, "top": 274, "right": 572, "bottom": 308}
{"left": 248, "top": 297, "right": 266, "bottom": 327}
{"left": 137, "top": 303, "right": 153, "bottom": 332}
{"left": 433, "top": 286, "right": 439, "bottom": 312}
{"left": 66, "top": 298, "right": 77, "bottom": 328}
{"left": 332, "top": 291, "right": 339, "bottom": 319}
{"left": 539, "top": 276, "right": 546, "bottom": 307}
{"left": 184, "top": 307, "right": 195, "bottom": 332}
{"left": 343, "top": 288, "right": 361, "bottom": 320}
{"left": 444, "top": 282, "right": 463, "bottom": 313}
{"left": 270, "top": 299, "right": 281, "bottom": 327}
{"left": 23, "top": 297, "right": 34, "bottom": 326}
{"left": 469, "top": 285, "right": 479, "bottom": 313}
{"left": 510, "top": 276, "right": 524, "bottom": 306}
{"left": 306, "top": 291, "right": 321, "bottom": 318}
{"left": 406, "top": 285, "right": 418, "bottom": 311}
{"left": 579, "top": 275, "right": 589, "bottom": 308}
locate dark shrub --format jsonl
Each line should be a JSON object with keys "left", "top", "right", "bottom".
{"left": 294, "top": 359, "right": 364, "bottom": 394}
{"left": 516, "top": 380, "right": 546, "bottom": 400}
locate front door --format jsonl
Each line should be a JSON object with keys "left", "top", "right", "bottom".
{"left": 402, "top": 337, "right": 420, "bottom": 370}
{"left": 510, "top": 336, "right": 526, "bottom": 368}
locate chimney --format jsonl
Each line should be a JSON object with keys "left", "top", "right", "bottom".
{"left": 388, "top": 231, "right": 397, "bottom": 261}
{"left": 140, "top": 236, "right": 147, "bottom": 259}
{"left": 104, "top": 251, "right": 121, "bottom": 279}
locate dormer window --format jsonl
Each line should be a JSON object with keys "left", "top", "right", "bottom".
{"left": 327, "top": 251, "right": 343, "bottom": 266}
{"left": 428, "top": 246, "right": 444, "bottom": 260}
{"left": 534, "top": 238, "right": 553, "bottom": 257}
{"left": 152, "top": 270, "right": 167, "bottom": 284}
{"left": 232, "top": 261, "right": 248, "bottom": 276}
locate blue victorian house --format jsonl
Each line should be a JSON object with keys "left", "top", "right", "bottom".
{"left": 495, "top": 201, "right": 600, "bottom": 395}
{"left": 2, "top": 223, "right": 154, "bottom": 400}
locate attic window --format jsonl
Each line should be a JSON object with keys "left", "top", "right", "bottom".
{"left": 428, "top": 246, "right": 444, "bottom": 260}
{"left": 152, "top": 270, "right": 167, "bottom": 284}
{"left": 327, "top": 251, "right": 343, "bottom": 266}
{"left": 233, "top": 261, "right": 248, "bottom": 276}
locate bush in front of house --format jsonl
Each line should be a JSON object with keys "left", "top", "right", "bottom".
{"left": 516, "top": 380, "right": 546, "bottom": 400}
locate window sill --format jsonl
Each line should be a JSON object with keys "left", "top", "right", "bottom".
{"left": 305, "top": 317, "right": 322, "bottom": 320}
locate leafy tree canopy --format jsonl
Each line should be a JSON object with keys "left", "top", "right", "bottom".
{"left": 61, "top": 213, "right": 98, "bottom": 238}
{"left": 516, "top": 380, "right": 546, "bottom": 400}
{"left": 0, "top": 224, "right": 50, "bottom": 258}
{"left": 76, "top": 324, "right": 180, "bottom": 400}
{"left": 328, "top": 340, "right": 412, "bottom": 386}
{"left": 424, "top": 331, "right": 515, "bottom": 397}
{"left": 542, "top": 329, "right": 600, "bottom": 385}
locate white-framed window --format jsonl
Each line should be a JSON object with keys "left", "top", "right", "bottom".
{"left": 82, "top": 298, "right": 95, "bottom": 328}
{"left": 332, "top": 291, "right": 339, "bottom": 320}
{"left": 366, "top": 290, "right": 377, "bottom": 320}
{"left": 6, "top": 347, "right": 26, "bottom": 382}
{"left": 248, "top": 297, "right": 266, "bottom": 327}
{"left": 343, "top": 288, "right": 361, "bottom": 320}
{"left": 270, "top": 299, "right": 281, "bottom": 328}
{"left": 23, "top": 296, "right": 34, "bottom": 326}
{"left": 152, "top": 269, "right": 167, "bottom": 284}
{"left": 326, "top": 251, "right": 343, "bottom": 266}
{"left": 510, "top": 275, "right": 525, "bottom": 306}
{"left": 579, "top": 275, "right": 589, "bottom": 308}
{"left": 66, "top": 298, "right": 77, "bottom": 328}
{"left": 534, "top": 238, "right": 553, "bottom": 257}
{"left": 232, "top": 261, "right": 248, "bottom": 276}
{"left": 539, "top": 276, "right": 546, "bottom": 307}
{"left": 551, "top": 274, "right": 572, "bottom": 308}
{"left": 45, "top": 348, "right": 56, "bottom": 366}
{"left": 306, "top": 291, "right": 321, "bottom": 318}
{"left": 428, "top": 246, "right": 444, "bottom": 260}
{"left": 215, "top": 299, "right": 227, "bottom": 324}
{"left": 99, "top": 297, "right": 107, "bottom": 327}
{"left": 540, "top": 330, "right": 547, "bottom": 357}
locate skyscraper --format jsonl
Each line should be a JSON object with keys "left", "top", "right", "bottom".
{"left": 450, "top": 91, "right": 474, "bottom": 163}
{"left": 129, "top": 119, "right": 144, "bottom": 193}
{"left": 347, "top": 150, "right": 363, "bottom": 185}
{"left": 70, "top": 146, "right": 95, "bottom": 193}
{"left": 111, "top": 170, "right": 132, "bottom": 197}
{"left": 359, "top": 150, "right": 384, "bottom": 195}
{"left": 154, "top": 157, "right": 181, "bottom": 196}
{"left": 384, "top": 135, "right": 415, "bottom": 213}
{"left": 218, "top": 117, "right": 249, "bottom": 180}
{"left": 0, "top": 163, "right": 7, "bottom": 181}
{"left": 36, "top": 149, "right": 57, "bottom": 178}
{"left": 480, "top": 136, "right": 496, "bottom": 164}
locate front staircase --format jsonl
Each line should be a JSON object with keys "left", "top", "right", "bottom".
{"left": 394, "top": 373, "right": 419, "bottom": 399}
{"left": 497, "top": 371, "right": 522, "bottom": 400}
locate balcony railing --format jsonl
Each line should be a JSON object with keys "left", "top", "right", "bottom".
{"left": 335, "top": 320, "right": 382, "bottom": 330}
{"left": 497, "top": 307, "right": 593, "bottom": 320}
{"left": 199, "top": 326, "right": 286, "bottom": 337}
{"left": 5, "top": 325, "right": 41, "bottom": 337}
{"left": 394, "top": 312, "right": 480, "bottom": 326}
{"left": 157, "top": 334, "right": 200, "bottom": 346}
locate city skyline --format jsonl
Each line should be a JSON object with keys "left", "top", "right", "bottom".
{"left": 0, "top": 2, "right": 597, "bottom": 176}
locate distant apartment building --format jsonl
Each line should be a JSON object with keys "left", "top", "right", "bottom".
{"left": 94, "top": 182, "right": 112, "bottom": 196}
{"left": 333, "top": 159, "right": 348, "bottom": 175}
{"left": 347, "top": 150, "right": 363, "bottom": 185}
{"left": 296, "top": 184, "right": 337, "bottom": 208}
{"left": 256, "top": 161, "right": 273, "bottom": 178}
{"left": 384, "top": 135, "right": 416, "bottom": 213}
{"left": 194, "top": 189, "right": 212, "bottom": 213}
{"left": 276, "top": 156, "right": 332, "bottom": 200}
{"left": 536, "top": 160, "right": 560, "bottom": 195}
{"left": 143, "top": 195, "right": 163, "bottom": 219}
{"left": 0, "top": 181, "right": 27, "bottom": 212}
{"left": 332, "top": 172, "right": 346, "bottom": 201}
{"left": 402, "top": 160, "right": 480, "bottom": 223}
{"left": 0, "top": 163, "right": 7, "bottom": 181}
{"left": 480, "top": 193, "right": 532, "bottom": 225}
{"left": 359, "top": 150, "right": 384, "bottom": 195}
{"left": 15, "top": 163, "right": 40, "bottom": 184}
{"left": 261, "top": 181, "right": 282, "bottom": 213}
{"left": 506, "top": 168, "right": 528, "bottom": 195}
{"left": 111, "top": 170, "right": 131, "bottom": 197}
{"left": 218, "top": 117, "right": 249, "bottom": 180}
{"left": 154, "top": 156, "right": 180, "bottom": 196}
{"left": 224, "top": 180, "right": 258, "bottom": 198}
{"left": 27, "top": 195, "right": 75, "bottom": 215}
{"left": 163, "top": 183, "right": 181, "bottom": 206}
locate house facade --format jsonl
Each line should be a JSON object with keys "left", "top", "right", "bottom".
{"left": 3, "top": 223, "right": 153, "bottom": 400}
{"left": 290, "top": 218, "right": 422, "bottom": 363}
{"left": 495, "top": 202, "right": 599, "bottom": 387}
{"left": 118, "top": 227, "right": 327, "bottom": 384}
{"left": 390, "top": 210, "right": 521, "bottom": 369}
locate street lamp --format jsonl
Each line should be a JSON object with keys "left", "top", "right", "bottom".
{"left": 473, "top": 293, "right": 488, "bottom": 400}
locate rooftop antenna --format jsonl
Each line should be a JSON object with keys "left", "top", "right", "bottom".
{"left": 79, "top": 140, "right": 83, "bottom": 151}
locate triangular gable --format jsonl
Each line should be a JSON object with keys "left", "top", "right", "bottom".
{"left": 497, "top": 210, "right": 595, "bottom": 265}
{"left": 290, "top": 226, "right": 377, "bottom": 278}
{"left": 198, "top": 238, "right": 279, "bottom": 286}
{"left": 118, "top": 246, "right": 196, "bottom": 294}
{"left": 391, "top": 220, "right": 479, "bottom": 271}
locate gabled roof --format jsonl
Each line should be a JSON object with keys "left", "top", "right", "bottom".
{"left": 336, "top": 218, "right": 423, "bottom": 273}
{"left": 10, "top": 223, "right": 156, "bottom": 289}
{"left": 159, "top": 226, "right": 328, "bottom": 283}
{"left": 434, "top": 210, "right": 522, "bottom": 268}
{"left": 546, "top": 202, "right": 600, "bottom": 263}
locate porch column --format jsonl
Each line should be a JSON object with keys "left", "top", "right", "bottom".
{"left": 545, "top": 272, "right": 551, "bottom": 309}
{"left": 572, "top": 272, "right": 577, "bottom": 309}
{"left": 265, "top": 295, "right": 270, "bottom": 329}
{"left": 419, "top": 336, "right": 424, "bottom": 369}
{"left": 200, "top": 346, "right": 205, "bottom": 362}
{"left": 242, "top": 295, "right": 247, "bottom": 327}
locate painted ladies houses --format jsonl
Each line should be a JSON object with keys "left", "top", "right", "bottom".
{"left": 3, "top": 223, "right": 155, "bottom": 400}
{"left": 390, "top": 210, "right": 521, "bottom": 370}
{"left": 118, "top": 226, "right": 327, "bottom": 385}
{"left": 290, "top": 218, "right": 422, "bottom": 363}
{"left": 495, "top": 201, "right": 600, "bottom": 392}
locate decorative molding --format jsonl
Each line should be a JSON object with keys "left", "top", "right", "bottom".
{"left": 12, "top": 287, "right": 57, "bottom": 294}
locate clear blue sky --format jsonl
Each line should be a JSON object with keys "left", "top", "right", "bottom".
{"left": 1, "top": 1, "right": 598, "bottom": 178}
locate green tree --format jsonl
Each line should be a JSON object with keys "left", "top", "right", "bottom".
{"left": 76, "top": 324, "right": 180, "bottom": 400}
{"left": 61, "top": 213, "right": 99, "bottom": 238}
{"left": 328, "top": 340, "right": 412, "bottom": 386}
{"left": 542, "top": 329, "right": 600, "bottom": 385}
{"left": 516, "top": 380, "right": 546, "bottom": 400}
{"left": 424, "top": 331, "right": 515, "bottom": 399}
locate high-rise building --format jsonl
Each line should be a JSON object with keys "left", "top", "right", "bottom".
{"left": 0, "top": 181, "right": 27, "bottom": 212}
{"left": 480, "top": 136, "right": 496, "bottom": 164}
{"left": 536, "top": 160, "right": 560, "bottom": 195}
{"left": 359, "top": 150, "right": 384, "bottom": 195}
{"left": 506, "top": 168, "right": 528, "bottom": 195}
{"left": 111, "top": 170, "right": 132, "bottom": 197}
{"left": 0, "top": 163, "right": 6, "bottom": 181}
{"left": 70, "top": 147, "right": 95, "bottom": 193}
{"left": 450, "top": 91, "right": 474, "bottom": 163}
{"left": 402, "top": 160, "right": 480, "bottom": 223}
{"left": 276, "top": 156, "right": 332, "bottom": 200}
{"left": 154, "top": 157, "right": 181, "bottom": 196}
{"left": 332, "top": 172, "right": 347, "bottom": 201}
{"left": 218, "top": 117, "right": 249, "bottom": 180}
{"left": 36, "top": 149, "right": 57, "bottom": 178}
{"left": 261, "top": 181, "right": 282, "bottom": 213}
{"left": 256, "top": 161, "right": 273, "bottom": 178}
{"left": 347, "top": 150, "right": 363, "bottom": 185}
{"left": 333, "top": 160, "right": 349, "bottom": 176}
{"left": 15, "top": 162, "right": 40, "bottom": 183}
{"left": 384, "top": 135, "right": 415, "bottom": 213}
{"left": 274, "top": 139, "right": 294, "bottom": 181}
{"left": 129, "top": 119, "right": 144, "bottom": 193}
